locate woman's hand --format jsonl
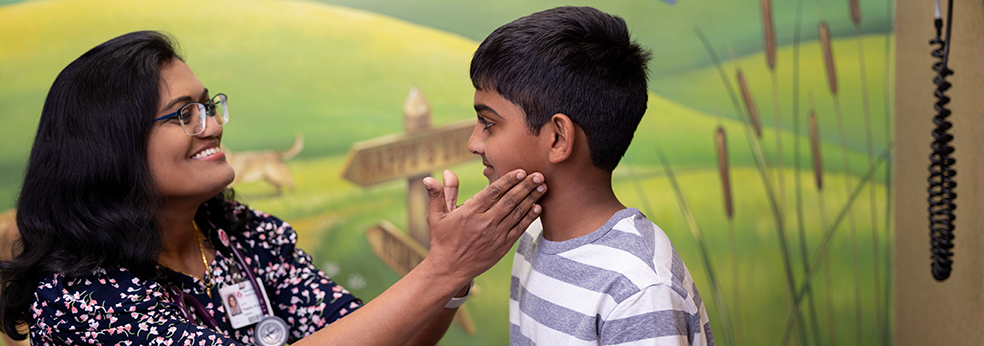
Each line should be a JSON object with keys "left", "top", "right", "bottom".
{"left": 294, "top": 169, "right": 545, "bottom": 346}
{"left": 422, "top": 169, "right": 546, "bottom": 281}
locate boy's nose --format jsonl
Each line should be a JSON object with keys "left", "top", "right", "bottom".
{"left": 467, "top": 123, "right": 484, "bottom": 155}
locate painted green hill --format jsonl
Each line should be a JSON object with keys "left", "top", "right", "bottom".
{"left": 0, "top": 0, "right": 896, "bottom": 79}
{"left": 0, "top": 0, "right": 480, "bottom": 210}
{"left": 314, "top": 0, "right": 893, "bottom": 76}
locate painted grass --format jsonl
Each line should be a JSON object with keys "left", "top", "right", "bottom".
{"left": 651, "top": 34, "right": 895, "bottom": 162}
{"left": 624, "top": 88, "right": 886, "bottom": 202}
{"left": 619, "top": 165, "right": 888, "bottom": 346}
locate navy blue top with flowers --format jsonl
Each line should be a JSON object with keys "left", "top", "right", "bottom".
{"left": 30, "top": 206, "right": 362, "bottom": 345}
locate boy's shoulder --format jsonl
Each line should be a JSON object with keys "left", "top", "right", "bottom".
{"left": 519, "top": 208, "right": 681, "bottom": 285}
{"left": 527, "top": 208, "right": 670, "bottom": 253}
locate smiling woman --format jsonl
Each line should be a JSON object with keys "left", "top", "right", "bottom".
{"left": 0, "top": 31, "right": 547, "bottom": 346}
{"left": 148, "top": 61, "right": 235, "bottom": 203}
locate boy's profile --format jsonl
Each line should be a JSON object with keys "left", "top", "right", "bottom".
{"left": 466, "top": 6, "right": 714, "bottom": 345}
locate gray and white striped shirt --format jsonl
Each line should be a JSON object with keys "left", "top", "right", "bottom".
{"left": 510, "top": 208, "right": 714, "bottom": 346}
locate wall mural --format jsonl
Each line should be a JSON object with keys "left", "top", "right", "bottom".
{"left": 0, "top": 0, "right": 894, "bottom": 345}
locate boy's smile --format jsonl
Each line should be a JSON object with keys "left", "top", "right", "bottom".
{"left": 467, "top": 90, "right": 545, "bottom": 184}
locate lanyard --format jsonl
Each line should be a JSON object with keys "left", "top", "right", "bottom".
{"left": 165, "top": 220, "right": 291, "bottom": 346}
{"left": 167, "top": 224, "right": 271, "bottom": 327}
{"left": 227, "top": 235, "right": 272, "bottom": 316}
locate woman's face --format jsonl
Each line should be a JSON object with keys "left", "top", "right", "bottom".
{"left": 147, "top": 59, "right": 235, "bottom": 202}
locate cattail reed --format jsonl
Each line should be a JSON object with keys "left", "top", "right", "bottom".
{"left": 847, "top": 0, "right": 883, "bottom": 340}
{"left": 730, "top": 48, "right": 763, "bottom": 140}
{"left": 810, "top": 111, "right": 823, "bottom": 191}
{"left": 763, "top": 0, "right": 785, "bottom": 220}
{"left": 819, "top": 21, "right": 838, "bottom": 95}
{"left": 807, "top": 94, "right": 835, "bottom": 345}
{"left": 880, "top": 1, "right": 893, "bottom": 342}
{"left": 792, "top": 99, "right": 824, "bottom": 346}
{"left": 850, "top": 0, "right": 862, "bottom": 26}
{"left": 849, "top": 0, "right": 887, "bottom": 344}
{"left": 818, "top": 12, "right": 865, "bottom": 334}
{"left": 716, "top": 125, "right": 741, "bottom": 343}
{"left": 657, "top": 146, "right": 736, "bottom": 346}
{"left": 716, "top": 126, "right": 733, "bottom": 219}
{"left": 762, "top": 0, "right": 785, "bottom": 234}
{"left": 695, "top": 28, "right": 800, "bottom": 344}
{"left": 824, "top": 28, "right": 864, "bottom": 342}
{"left": 736, "top": 71, "right": 762, "bottom": 139}
{"left": 761, "top": 0, "right": 776, "bottom": 69}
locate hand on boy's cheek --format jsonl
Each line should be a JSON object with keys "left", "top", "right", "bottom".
{"left": 421, "top": 168, "right": 547, "bottom": 279}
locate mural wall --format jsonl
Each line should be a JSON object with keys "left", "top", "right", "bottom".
{"left": 0, "top": 0, "right": 894, "bottom": 345}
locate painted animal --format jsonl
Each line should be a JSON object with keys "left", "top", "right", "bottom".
{"left": 223, "top": 133, "right": 303, "bottom": 195}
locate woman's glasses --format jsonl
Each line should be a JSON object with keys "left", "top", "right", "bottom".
{"left": 152, "top": 93, "right": 229, "bottom": 136}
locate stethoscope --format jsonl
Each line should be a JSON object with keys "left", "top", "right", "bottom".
{"left": 163, "top": 218, "right": 290, "bottom": 346}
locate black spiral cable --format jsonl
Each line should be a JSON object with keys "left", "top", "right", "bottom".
{"left": 928, "top": 0, "right": 956, "bottom": 282}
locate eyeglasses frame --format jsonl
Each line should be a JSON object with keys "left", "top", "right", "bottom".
{"left": 152, "top": 93, "right": 229, "bottom": 136}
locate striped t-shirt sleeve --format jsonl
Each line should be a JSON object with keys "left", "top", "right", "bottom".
{"left": 600, "top": 284, "right": 706, "bottom": 345}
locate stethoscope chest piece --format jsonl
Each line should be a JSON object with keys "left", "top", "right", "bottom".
{"left": 254, "top": 315, "right": 289, "bottom": 346}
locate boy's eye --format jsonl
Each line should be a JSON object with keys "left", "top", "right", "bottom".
{"left": 478, "top": 116, "right": 494, "bottom": 131}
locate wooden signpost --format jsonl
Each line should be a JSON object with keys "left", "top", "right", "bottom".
{"left": 341, "top": 87, "right": 478, "bottom": 334}
{"left": 0, "top": 209, "right": 17, "bottom": 261}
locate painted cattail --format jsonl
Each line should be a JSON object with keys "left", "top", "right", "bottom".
{"left": 810, "top": 108, "right": 823, "bottom": 191}
{"left": 849, "top": 0, "right": 861, "bottom": 26}
{"left": 716, "top": 126, "right": 733, "bottom": 219}
{"left": 761, "top": 0, "right": 777, "bottom": 69}
{"left": 736, "top": 70, "right": 763, "bottom": 138}
{"left": 819, "top": 21, "right": 838, "bottom": 95}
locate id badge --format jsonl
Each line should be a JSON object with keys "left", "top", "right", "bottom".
{"left": 220, "top": 281, "right": 266, "bottom": 329}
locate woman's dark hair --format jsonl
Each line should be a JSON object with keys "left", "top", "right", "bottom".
{"left": 471, "top": 6, "right": 652, "bottom": 171}
{"left": 0, "top": 31, "right": 247, "bottom": 340}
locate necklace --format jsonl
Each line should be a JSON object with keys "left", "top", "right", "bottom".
{"left": 192, "top": 222, "right": 213, "bottom": 299}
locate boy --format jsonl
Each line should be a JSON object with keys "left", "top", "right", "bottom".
{"left": 466, "top": 6, "right": 714, "bottom": 345}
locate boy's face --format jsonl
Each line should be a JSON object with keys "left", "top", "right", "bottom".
{"left": 468, "top": 89, "right": 545, "bottom": 184}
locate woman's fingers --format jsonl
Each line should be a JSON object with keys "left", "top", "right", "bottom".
{"left": 496, "top": 177, "right": 545, "bottom": 248}
{"left": 469, "top": 169, "right": 528, "bottom": 212}
{"left": 424, "top": 169, "right": 546, "bottom": 279}
{"left": 423, "top": 176, "right": 449, "bottom": 226}
{"left": 487, "top": 172, "right": 545, "bottom": 228}
{"left": 507, "top": 203, "right": 542, "bottom": 247}
{"left": 442, "top": 170, "right": 459, "bottom": 212}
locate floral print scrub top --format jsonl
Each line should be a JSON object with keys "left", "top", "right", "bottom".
{"left": 30, "top": 206, "right": 362, "bottom": 345}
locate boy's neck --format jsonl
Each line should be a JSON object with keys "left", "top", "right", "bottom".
{"left": 537, "top": 169, "right": 624, "bottom": 242}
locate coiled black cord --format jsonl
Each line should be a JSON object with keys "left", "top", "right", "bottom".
{"left": 928, "top": 0, "right": 956, "bottom": 282}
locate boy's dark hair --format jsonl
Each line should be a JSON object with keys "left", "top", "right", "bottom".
{"left": 470, "top": 6, "right": 652, "bottom": 171}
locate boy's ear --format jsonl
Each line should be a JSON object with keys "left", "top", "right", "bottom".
{"left": 546, "top": 113, "right": 575, "bottom": 164}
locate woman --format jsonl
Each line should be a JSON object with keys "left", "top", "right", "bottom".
{"left": 0, "top": 31, "right": 546, "bottom": 345}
